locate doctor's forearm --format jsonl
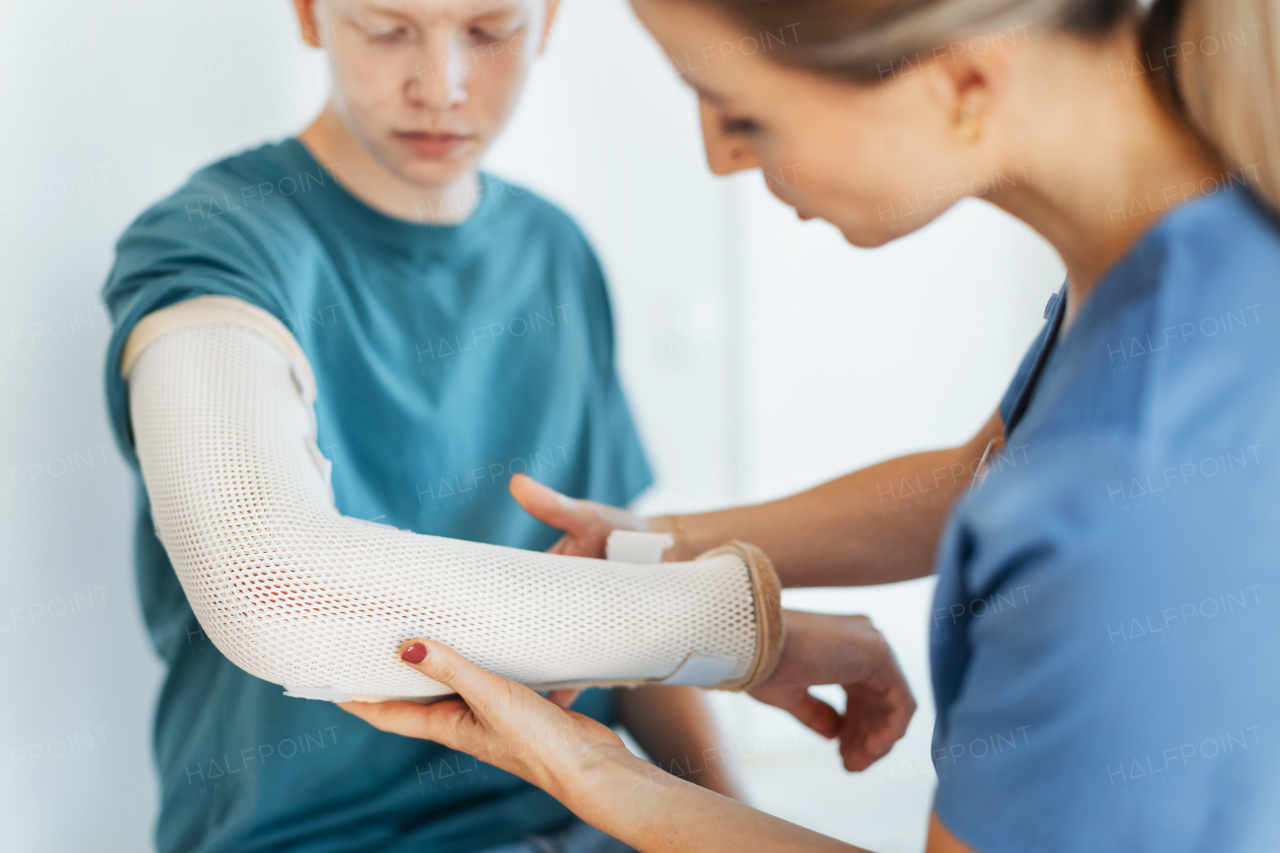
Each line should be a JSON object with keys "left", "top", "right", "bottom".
{"left": 652, "top": 411, "right": 1003, "bottom": 588}
{"left": 615, "top": 685, "right": 748, "bottom": 801}
{"left": 555, "top": 747, "right": 864, "bottom": 853}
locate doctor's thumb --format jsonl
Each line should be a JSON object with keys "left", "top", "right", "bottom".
{"left": 398, "top": 639, "right": 490, "bottom": 701}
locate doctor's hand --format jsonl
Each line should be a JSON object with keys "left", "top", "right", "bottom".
{"left": 509, "top": 473, "right": 648, "bottom": 558}
{"left": 751, "top": 611, "right": 917, "bottom": 772}
{"left": 339, "top": 640, "right": 626, "bottom": 794}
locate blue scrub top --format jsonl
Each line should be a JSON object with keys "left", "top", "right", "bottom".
{"left": 930, "top": 185, "right": 1280, "bottom": 851}
{"left": 100, "top": 140, "right": 653, "bottom": 853}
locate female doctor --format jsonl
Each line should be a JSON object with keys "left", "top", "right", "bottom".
{"left": 342, "top": 0, "right": 1280, "bottom": 850}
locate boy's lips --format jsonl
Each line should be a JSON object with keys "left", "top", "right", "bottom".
{"left": 393, "top": 130, "right": 476, "bottom": 158}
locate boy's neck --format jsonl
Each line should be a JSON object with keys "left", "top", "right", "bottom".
{"left": 298, "top": 103, "right": 480, "bottom": 225}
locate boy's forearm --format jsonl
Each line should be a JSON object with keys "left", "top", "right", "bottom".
{"left": 614, "top": 685, "right": 748, "bottom": 801}
{"left": 652, "top": 411, "right": 1003, "bottom": 588}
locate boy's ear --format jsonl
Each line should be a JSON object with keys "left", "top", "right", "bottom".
{"left": 292, "top": 0, "right": 324, "bottom": 48}
{"left": 539, "top": 0, "right": 562, "bottom": 54}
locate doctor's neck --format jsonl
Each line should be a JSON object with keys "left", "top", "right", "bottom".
{"left": 983, "top": 25, "right": 1226, "bottom": 333}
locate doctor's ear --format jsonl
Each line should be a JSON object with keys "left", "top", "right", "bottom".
{"left": 927, "top": 50, "right": 1006, "bottom": 146}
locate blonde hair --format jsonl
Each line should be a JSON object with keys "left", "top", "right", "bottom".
{"left": 699, "top": 0, "right": 1280, "bottom": 210}
{"left": 1161, "top": 0, "right": 1280, "bottom": 210}
{"left": 691, "top": 0, "right": 1133, "bottom": 78}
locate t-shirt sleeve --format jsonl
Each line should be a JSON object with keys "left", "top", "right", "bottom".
{"left": 930, "top": 442, "right": 1279, "bottom": 852}
{"left": 572, "top": 231, "right": 654, "bottom": 508}
{"left": 100, "top": 186, "right": 294, "bottom": 468}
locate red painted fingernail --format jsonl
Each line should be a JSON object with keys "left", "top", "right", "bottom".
{"left": 401, "top": 643, "right": 427, "bottom": 664}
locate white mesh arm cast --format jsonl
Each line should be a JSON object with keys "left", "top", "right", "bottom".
{"left": 122, "top": 296, "right": 783, "bottom": 703}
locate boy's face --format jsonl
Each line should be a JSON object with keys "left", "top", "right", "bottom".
{"left": 296, "top": 0, "right": 556, "bottom": 189}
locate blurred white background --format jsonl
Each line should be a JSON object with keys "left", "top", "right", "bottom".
{"left": 0, "top": 1, "right": 1064, "bottom": 851}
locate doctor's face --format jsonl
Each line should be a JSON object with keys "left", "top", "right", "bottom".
{"left": 629, "top": 0, "right": 992, "bottom": 248}
{"left": 295, "top": 0, "right": 556, "bottom": 188}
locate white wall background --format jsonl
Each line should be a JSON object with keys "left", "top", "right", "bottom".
{"left": 0, "top": 1, "right": 1064, "bottom": 851}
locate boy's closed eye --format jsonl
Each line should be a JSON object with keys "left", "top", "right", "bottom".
{"left": 468, "top": 9, "right": 529, "bottom": 43}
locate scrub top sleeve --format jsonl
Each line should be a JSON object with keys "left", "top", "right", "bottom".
{"left": 101, "top": 202, "right": 293, "bottom": 469}
{"left": 931, "top": 527, "right": 1111, "bottom": 853}
{"left": 575, "top": 235, "right": 654, "bottom": 505}
{"left": 931, "top": 442, "right": 1278, "bottom": 853}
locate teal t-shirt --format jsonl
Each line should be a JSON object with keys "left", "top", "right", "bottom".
{"left": 100, "top": 139, "right": 653, "bottom": 853}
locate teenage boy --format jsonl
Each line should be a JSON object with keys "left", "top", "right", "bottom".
{"left": 102, "top": 2, "right": 740, "bottom": 851}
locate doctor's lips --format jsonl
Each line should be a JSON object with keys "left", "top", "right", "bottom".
{"left": 394, "top": 130, "right": 476, "bottom": 158}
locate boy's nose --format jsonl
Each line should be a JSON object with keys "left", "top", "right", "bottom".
{"left": 409, "top": 35, "right": 469, "bottom": 109}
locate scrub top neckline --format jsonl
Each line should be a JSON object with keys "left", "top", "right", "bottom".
{"left": 1003, "top": 286, "right": 1067, "bottom": 437}
{"left": 1002, "top": 185, "right": 1247, "bottom": 437}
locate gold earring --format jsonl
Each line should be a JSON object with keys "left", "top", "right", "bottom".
{"left": 958, "top": 104, "right": 982, "bottom": 142}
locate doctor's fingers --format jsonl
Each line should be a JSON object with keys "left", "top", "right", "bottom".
{"left": 336, "top": 639, "right": 510, "bottom": 749}
{"left": 397, "top": 639, "right": 513, "bottom": 718}
{"left": 543, "top": 688, "right": 582, "bottom": 709}
{"left": 396, "top": 640, "right": 587, "bottom": 740}
{"left": 338, "top": 695, "right": 475, "bottom": 747}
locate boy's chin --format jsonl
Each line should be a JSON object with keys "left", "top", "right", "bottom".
{"left": 391, "top": 154, "right": 483, "bottom": 191}
{"left": 366, "top": 131, "right": 483, "bottom": 186}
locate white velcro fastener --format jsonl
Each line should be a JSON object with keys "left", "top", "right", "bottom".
{"left": 606, "top": 530, "right": 675, "bottom": 564}
{"left": 659, "top": 653, "right": 739, "bottom": 686}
